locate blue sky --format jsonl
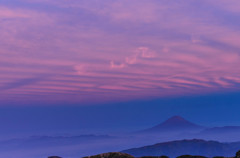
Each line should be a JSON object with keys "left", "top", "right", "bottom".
{"left": 1, "top": 91, "right": 240, "bottom": 139}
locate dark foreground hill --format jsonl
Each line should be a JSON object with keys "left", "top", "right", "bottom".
{"left": 48, "top": 147, "right": 240, "bottom": 158}
{"left": 122, "top": 139, "right": 240, "bottom": 158}
{"left": 83, "top": 152, "right": 135, "bottom": 158}
{"left": 82, "top": 152, "right": 170, "bottom": 158}
{"left": 76, "top": 150, "right": 239, "bottom": 158}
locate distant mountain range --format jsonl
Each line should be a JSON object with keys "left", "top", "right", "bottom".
{"left": 4, "top": 116, "right": 240, "bottom": 158}
{"left": 122, "top": 139, "right": 240, "bottom": 158}
{"left": 200, "top": 126, "right": 240, "bottom": 134}
{"left": 0, "top": 134, "right": 117, "bottom": 158}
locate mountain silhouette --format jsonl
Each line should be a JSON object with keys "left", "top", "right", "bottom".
{"left": 201, "top": 126, "right": 240, "bottom": 134}
{"left": 193, "top": 126, "right": 240, "bottom": 142}
{"left": 122, "top": 139, "right": 240, "bottom": 158}
{"left": 140, "top": 116, "right": 205, "bottom": 133}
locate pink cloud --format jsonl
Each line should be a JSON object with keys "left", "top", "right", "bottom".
{"left": 0, "top": 0, "right": 240, "bottom": 105}
{"left": 110, "top": 61, "right": 125, "bottom": 69}
{"left": 205, "top": 0, "right": 240, "bottom": 13}
{"left": 0, "top": 7, "right": 29, "bottom": 18}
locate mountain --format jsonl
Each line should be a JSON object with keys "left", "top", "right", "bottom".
{"left": 140, "top": 116, "right": 205, "bottom": 133}
{"left": 83, "top": 152, "right": 135, "bottom": 158}
{"left": 122, "top": 139, "right": 240, "bottom": 158}
{"left": 201, "top": 126, "right": 240, "bottom": 134}
{"left": 136, "top": 116, "right": 240, "bottom": 142}
{"left": 194, "top": 126, "right": 240, "bottom": 142}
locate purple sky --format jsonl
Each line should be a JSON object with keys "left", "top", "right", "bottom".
{"left": 1, "top": 0, "right": 240, "bottom": 105}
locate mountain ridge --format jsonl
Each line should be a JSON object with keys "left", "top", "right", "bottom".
{"left": 122, "top": 139, "right": 240, "bottom": 158}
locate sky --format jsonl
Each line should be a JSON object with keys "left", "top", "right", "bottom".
{"left": 0, "top": 0, "right": 240, "bottom": 136}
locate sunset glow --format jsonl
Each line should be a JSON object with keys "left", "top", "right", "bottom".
{"left": 1, "top": 0, "right": 240, "bottom": 105}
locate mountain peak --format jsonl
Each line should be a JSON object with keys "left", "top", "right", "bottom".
{"left": 141, "top": 115, "right": 204, "bottom": 133}
{"left": 165, "top": 115, "right": 187, "bottom": 122}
